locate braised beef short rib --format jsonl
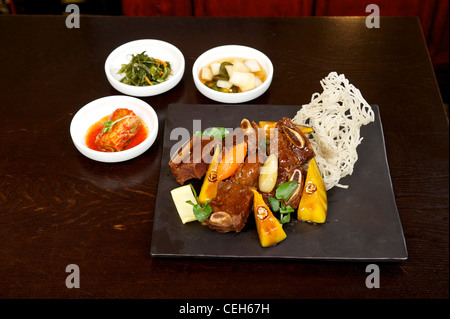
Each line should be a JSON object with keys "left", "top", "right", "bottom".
{"left": 202, "top": 181, "right": 254, "bottom": 233}
{"left": 228, "top": 156, "right": 262, "bottom": 188}
{"left": 169, "top": 135, "right": 219, "bottom": 185}
{"left": 169, "top": 117, "right": 315, "bottom": 233}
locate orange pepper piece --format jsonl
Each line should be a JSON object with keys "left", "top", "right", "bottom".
{"left": 259, "top": 121, "right": 313, "bottom": 140}
{"left": 258, "top": 121, "right": 277, "bottom": 140}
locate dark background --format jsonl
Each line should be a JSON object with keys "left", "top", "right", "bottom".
{"left": 2, "top": 0, "right": 448, "bottom": 117}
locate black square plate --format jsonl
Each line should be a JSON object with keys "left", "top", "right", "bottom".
{"left": 150, "top": 104, "right": 407, "bottom": 261}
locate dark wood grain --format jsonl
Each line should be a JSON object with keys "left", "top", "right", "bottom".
{"left": 0, "top": 15, "right": 447, "bottom": 300}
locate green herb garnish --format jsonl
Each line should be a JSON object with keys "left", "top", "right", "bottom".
{"left": 259, "top": 138, "right": 269, "bottom": 153}
{"left": 186, "top": 184, "right": 213, "bottom": 222}
{"left": 101, "top": 115, "right": 131, "bottom": 133}
{"left": 117, "top": 51, "right": 172, "bottom": 86}
{"left": 267, "top": 197, "right": 280, "bottom": 213}
{"left": 194, "top": 127, "right": 230, "bottom": 140}
{"left": 268, "top": 181, "right": 298, "bottom": 224}
{"left": 279, "top": 205, "right": 295, "bottom": 224}
{"left": 275, "top": 181, "right": 298, "bottom": 201}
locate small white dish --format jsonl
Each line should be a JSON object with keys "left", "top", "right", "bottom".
{"left": 105, "top": 39, "right": 185, "bottom": 97}
{"left": 70, "top": 95, "right": 158, "bottom": 163}
{"left": 192, "top": 45, "right": 273, "bottom": 103}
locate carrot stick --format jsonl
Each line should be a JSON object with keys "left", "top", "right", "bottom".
{"left": 144, "top": 76, "right": 153, "bottom": 85}
{"left": 155, "top": 59, "right": 167, "bottom": 67}
{"left": 217, "top": 142, "right": 247, "bottom": 181}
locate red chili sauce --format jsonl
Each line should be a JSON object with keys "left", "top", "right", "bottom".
{"left": 85, "top": 115, "right": 148, "bottom": 152}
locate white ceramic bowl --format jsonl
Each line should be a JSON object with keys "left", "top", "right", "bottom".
{"left": 105, "top": 39, "right": 185, "bottom": 97}
{"left": 70, "top": 95, "right": 158, "bottom": 163}
{"left": 192, "top": 45, "right": 273, "bottom": 103}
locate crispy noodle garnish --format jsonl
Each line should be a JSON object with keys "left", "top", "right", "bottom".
{"left": 293, "top": 72, "right": 375, "bottom": 190}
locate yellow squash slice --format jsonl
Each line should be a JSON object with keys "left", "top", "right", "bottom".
{"left": 198, "top": 145, "right": 221, "bottom": 205}
{"left": 297, "top": 157, "right": 328, "bottom": 223}
{"left": 251, "top": 189, "right": 287, "bottom": 247}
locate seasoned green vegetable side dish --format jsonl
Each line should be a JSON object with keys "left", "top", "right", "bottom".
{"left": 117, "top": 51, "right": 172, "bottom": 86}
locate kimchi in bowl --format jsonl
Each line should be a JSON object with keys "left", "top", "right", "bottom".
{"left": 70, "top": 95, "right": 158, "bottom": 163}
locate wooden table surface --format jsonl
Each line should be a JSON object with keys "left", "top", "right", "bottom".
{"left": 0, "top": 15, "right": 448, "bottom": 302}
